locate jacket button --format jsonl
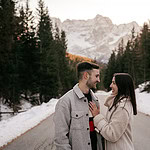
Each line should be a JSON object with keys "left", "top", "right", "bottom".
{"left": 88, "top": 142, "right": 90, "bottom": 145}
{"left": 76, "top": 114, "right": 78, "bottom": 117}
{"left": 87, "top": 128, "right": 89, "bottom": 130}
{"left": 84, "top": 100, "right": 86, "bottom": 102}
{"left": 86, "top": 114, "right": 88, "bottom": 116}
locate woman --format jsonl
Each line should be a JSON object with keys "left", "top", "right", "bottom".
{"left": 89, "top": 73, "right": 137, "bottom": 150}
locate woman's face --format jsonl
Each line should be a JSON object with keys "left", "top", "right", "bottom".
{"left": 110, "top": 77, "right": 118, "bottom": 95}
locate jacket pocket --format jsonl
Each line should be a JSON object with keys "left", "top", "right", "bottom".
{"left": 71, "top": 111, "right": 84, "bottom": 130}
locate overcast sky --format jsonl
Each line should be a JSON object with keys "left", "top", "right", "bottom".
{"left": 29, "top": 0, "right": 150, "bottom": 26}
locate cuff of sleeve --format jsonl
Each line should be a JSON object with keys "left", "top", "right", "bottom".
{"left": 94, "top": 114, "right": 106, "bottom": 132}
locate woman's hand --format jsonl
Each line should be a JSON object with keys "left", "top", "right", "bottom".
{"left": 89, "top": 101, "right": 100, "bottom": 117}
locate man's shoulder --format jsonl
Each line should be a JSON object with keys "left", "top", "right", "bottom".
{"left": 58, "top": 89, "right": 74, "bottom": 105}
{"left": 60, "top": 89, "right": 74, "bottom": 100}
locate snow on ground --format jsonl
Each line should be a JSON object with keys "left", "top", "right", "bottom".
{"left": 0, "top": 85, "right": 150, "bottom": 148}
{"left": 136, "top": 89, "right": 150, "bottom": 115}
{"left": 0, "top": 99, "right": 58, "bottom": 148}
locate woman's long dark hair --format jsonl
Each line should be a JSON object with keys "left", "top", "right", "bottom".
{"left": 109, "top": 73, "right": 137, "bottom": 115}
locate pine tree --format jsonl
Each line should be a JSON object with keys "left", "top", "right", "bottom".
{"left": 17, "top": 0, "right": 39, "bottom": 100}
{"left": 37, "top": 0, "right": 59, "bottom": 102}
{"left": 103, "top": 51, "right": 116, "bottom": 91}
{"left": 129, "top": 28, "right": 139, "bottom": 84}
{"left": 115, "top": 39, "right": 124, "bottom": 73}
{"left": 0, "top": 0, "right": 18, "bottom": 104}
{"left": 133, "top": 35, "right": 141, "bottom": 86}
{"left": 53, "top": 25, "right": 64, "bottom": 95}
{"left": 59, "top": 30, "right": 71, "bottom": 93}
{"left": 123, "top": 41, "right": 131, "bottom": 73}
{"left": 139, "top": 23, "right": 149, "bottom": 83}
{"left": 145, "top": 23, "right": 150, "bottom": 81}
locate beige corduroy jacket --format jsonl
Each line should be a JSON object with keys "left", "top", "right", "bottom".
{"left": 94, "top": 95, "right": 135, "bottom": 150}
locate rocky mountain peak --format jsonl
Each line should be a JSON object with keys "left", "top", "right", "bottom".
{"left": 52, "top": 14, "right": 141, "bottom": 63}
{"left": 94, "top": 14, "right": 113, "bottom": 26}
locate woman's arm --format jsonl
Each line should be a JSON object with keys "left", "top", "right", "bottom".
{"left": 89, "top": 101, "right": 131, "bottom": 143}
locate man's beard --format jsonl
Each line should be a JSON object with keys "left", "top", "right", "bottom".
{"left": 86, "top": 78, "right": 97, "bottom": 89}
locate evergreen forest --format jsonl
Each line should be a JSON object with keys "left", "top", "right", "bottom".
{"left": 0, "top": 0, "right": 80, "bottom": 108}
{"left": 0, "top": 0, "right": 150, "bottom": 110}
{"left": 103, "top": 26, "right": 150, "bottom": 91}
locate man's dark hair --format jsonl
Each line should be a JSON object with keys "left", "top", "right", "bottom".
{"left": 76, "top": 62, "right": 99, "bottom": 80}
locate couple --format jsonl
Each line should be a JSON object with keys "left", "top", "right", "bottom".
{"left": 54, "top": 61, "right": 137, "bottom": 150}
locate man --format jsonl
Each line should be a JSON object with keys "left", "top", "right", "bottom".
{"left": 54, "top": 62, "right": 103, "bottom": 150}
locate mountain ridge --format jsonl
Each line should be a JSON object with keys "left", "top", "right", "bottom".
{"left": 52, "top": 14, "right": 141, "bottom": 63}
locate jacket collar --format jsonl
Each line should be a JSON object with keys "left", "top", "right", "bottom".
{"left": 73, "top": 83, "right": 85, "bottom": 99}
{"left": 104, "top": 94, "right": 116, "bottom": 107}
{"left": 104, "top": 94, "right": 129, "bottom": 108}
{"left": 90, "top": 90, "right": 98, "bottom": 101}
{"left": 73, "top": 83, "right": 98, "bottom": 101}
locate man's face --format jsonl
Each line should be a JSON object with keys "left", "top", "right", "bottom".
{"left": 86, "top": 69, "right": 100, "bottom": 89}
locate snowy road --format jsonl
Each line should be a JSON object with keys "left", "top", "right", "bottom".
{"left": 2, "top": 114, "right": 56, "bottom": 150}
{"left": 132, "top": 112, "right": 150, "bottom": 150}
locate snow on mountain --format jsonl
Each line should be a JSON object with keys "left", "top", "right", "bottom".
{"left": 51, "top": 15, "right": 141, "bottom": 63}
